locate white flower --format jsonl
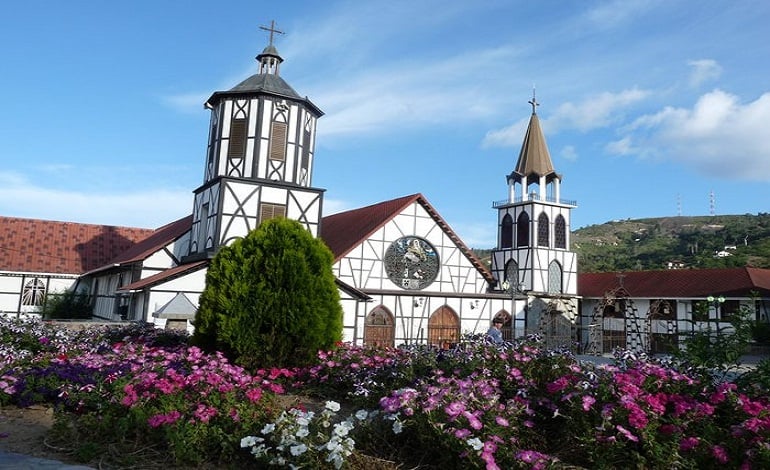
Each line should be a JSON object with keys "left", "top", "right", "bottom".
{"left": 392, "top": 420, "right": 403, "bottom": 434}
{"left": 295, "top": 426, "right": 310, "bottom": 438}
{"left": 289, "top": 443, "right": 308, "bottom": 456}
{"left": 240, "top": 436, "right": 258, "bottom": 448}
{"left": 467, "top": 437, "right": 484, "bottom": 451}
{"left": 261, "top": 423, "right": 276, "bottom": 434}
{"left": 325, "top": 400, "right": 341, "bottom": 412}
{"left": 355, "top": 409, "right": 369, "bottom": 420}
{"left": 333, "top": 421, "right": 353, "bottom": 437}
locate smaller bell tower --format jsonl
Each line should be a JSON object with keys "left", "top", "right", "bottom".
{"left": 186, "top": 22, "right": 325, "bottom": 260}
{"left": 490, "top": 94, "right": 578, "bottom": 334}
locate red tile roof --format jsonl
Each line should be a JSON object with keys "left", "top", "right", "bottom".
{"left": 0, "top": 216, "right": 156, "bottom": 275}
{"left": 320, "top": 194, "right": 494, "bottom": 284}
{"left": 86, "top": 215, "right": 193, "bottom": 274}
{"left": 579, "top": 267, "right": 770, "bottom": 298}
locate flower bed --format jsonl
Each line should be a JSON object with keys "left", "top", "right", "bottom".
{"left": 2, "top": 316, "right": 769, "bottom": 469}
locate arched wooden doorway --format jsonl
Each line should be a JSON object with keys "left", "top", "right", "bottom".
{"left": 364, "top": 305, "right": 395, "bottom": 348}
{"left": 428, "top": 306, "right": 460, "bottom": 349}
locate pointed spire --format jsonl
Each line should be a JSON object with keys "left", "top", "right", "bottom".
{"left": 256, "top": 20, "right": 285, "bottom": 75}
{"left": 514, "top": 96, "right": 555, "bottom": 178}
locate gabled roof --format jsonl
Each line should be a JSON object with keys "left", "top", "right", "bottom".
{"left": 118, "top": 260, "right": 208, "bottom": 293}
{"left": 153, "top": 292, "right": 197, "bottom": 319}
{"left": 511, "top": 111, "right": 558, "bottom": 180}
{"left": 86, "top": 215, "right": 193, "bottom": 275}
{"left": 0, "top": 216, "right": 155, "bottom": 275}
{"left": 320, "top": 193, "right": 494, "bottom": 284}
{"left": 579, "top": 267, "right": 770, "bottom": 298}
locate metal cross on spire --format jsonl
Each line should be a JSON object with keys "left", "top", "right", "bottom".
{"left": 259, "top": 20, "right": 284, "bottom": 45}
{"left": 528, "top": 86, "right": 539, "bottom": 115}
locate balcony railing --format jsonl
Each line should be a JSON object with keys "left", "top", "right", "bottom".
{"left": 493, "top": 193, "right": 577, "bottom": 208}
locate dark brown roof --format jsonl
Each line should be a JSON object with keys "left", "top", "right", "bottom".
{"left": 579, "top": 268, "right": 770, "bottom": 298}
{"left": 320, "top": 194, "right": 494, "bottom": 284}
{"left": 118, "top": 260, "right": 208, "bottom": 292}
{"left": 0, "top": 216, "right": 156, "bottom": 275}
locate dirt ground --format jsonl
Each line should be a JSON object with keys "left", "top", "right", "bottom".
{"left": 0, "top": 405, "right": 81, "bottom": 464}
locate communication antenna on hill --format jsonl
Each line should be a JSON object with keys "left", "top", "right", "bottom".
{"left": 710, "top": 190, "right": 715, "bottom": 216}
{"left": 677, "top": 193, "right": 681, "bottom": 216}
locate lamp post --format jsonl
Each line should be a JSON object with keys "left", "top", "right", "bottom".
{"left": 707, "top": 295, "right": 726, "bottom": 338}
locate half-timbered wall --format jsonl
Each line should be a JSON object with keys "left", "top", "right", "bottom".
{"left": 491, "top": 201, "right": 577, "bottom": 296}
{"left": 332, "top": 201, "right": 517, "bottom": 344}
{"left": 203, "top": 98, "right": 317, "bottom": 187}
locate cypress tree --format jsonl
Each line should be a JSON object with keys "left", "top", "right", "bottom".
{"left": 192, "top": 218, "right": 342, "bottom": 369}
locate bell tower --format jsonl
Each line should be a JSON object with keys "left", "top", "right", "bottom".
{"left": 490, "top": 94, "right": 578, "bottom": 333}
{"left": 187, "top": 22, "right": 325, "bottom": 259}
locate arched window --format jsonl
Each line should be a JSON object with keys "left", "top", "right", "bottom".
{"left": 538, "top": 213, "right": 549, "bottom": 247}
{"left": 428, "top": 306, "right": 460, "bottom": 349}
{"left": 501, "top": 213, "right": 513, "bottom": 249}
{"left": 547, "top": 261, "right": 562, "bottom": 294}
{"left": 364, "top": 306, "right": 395, "bottom": 347}
{"left": 516, "top": 212, "right": 530, "bottom": 247}
{"left": 22, "top": 278, "right": 46, "bottom": 306}
{"left": 504, "top": 259, "right": 519, "bottom": 292}
{"left": 554, "top": 214, "right": 566, "bottom": 249}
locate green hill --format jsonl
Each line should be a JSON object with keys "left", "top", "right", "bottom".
{"left": 471, "top": 213, "right": 770, "bottom": 273}
{"left": 574, "top": 213, "right": 770, "bottom": 272}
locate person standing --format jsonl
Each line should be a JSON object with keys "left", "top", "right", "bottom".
{"left": 486, "top": 319, "right": 504, "bottom": 344}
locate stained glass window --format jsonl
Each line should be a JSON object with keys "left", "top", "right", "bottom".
{"left": 384, "top": 237, "right": 440, "bottom": 290}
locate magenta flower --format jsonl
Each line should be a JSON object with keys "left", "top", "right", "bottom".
{"left": 581, "top": 395, "right": 596, "bottom": 411}
{"left": 616, "top": 425, "right": 639, "bottom": 442}
{"left": 679, "top": 436, "right": 700, "bottom": 451}
{"left": 445, "top": 401, "right": 465, "bottom": 419}
{"left": 712, "top": 445, "right": 729, "bottom": 464}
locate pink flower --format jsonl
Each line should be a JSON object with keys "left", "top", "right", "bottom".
{"left": 581, "top": 395, "right": 596, "bottom": 411}
{"left": 616, "top": 425, "right": 638, "bottom": 442}
{"left": 245, "top": 387, "right": 262, "bottom": 403}
{"left": 454, "top": 428, "right": 471, "bottom": 439}
{"left": 445, "top": 401, "right": 465, "bottom": 419}
{"left": 463, "top": 410, "right": 483, "bottom": 430}
{"left": 495, "top": 415, "right": 509, "bottom": 427}
{"left": 712, "top": 445, "right": 729, "bottom": 464}
{"left": 679, "top": 436, "right": 699, "bottom": 451}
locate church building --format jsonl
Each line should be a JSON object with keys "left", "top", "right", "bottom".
{"left": 0, "top": 31, "right": 582, "bottom": 347}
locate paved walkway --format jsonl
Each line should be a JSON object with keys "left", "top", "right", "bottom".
{"left": 0, "top": 451, "right": 94, "bottom": 469}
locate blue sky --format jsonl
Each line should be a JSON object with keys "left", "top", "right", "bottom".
{"left": 2, "top": 1, "right": 769, "bottom": 248}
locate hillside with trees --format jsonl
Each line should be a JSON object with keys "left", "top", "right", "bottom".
{"left": 472, "top": 213, "right": 770, "bottom": 273}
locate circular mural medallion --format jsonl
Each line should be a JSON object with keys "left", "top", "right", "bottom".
{"left": 384, "top": 237, "right": 440, "bottom": 290}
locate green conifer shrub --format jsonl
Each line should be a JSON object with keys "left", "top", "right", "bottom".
{"left": 192, "top": 218, "right": 342, "bottom": 369}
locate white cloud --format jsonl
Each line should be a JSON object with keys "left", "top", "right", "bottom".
{"left": 688, "top": 59, "right": 722, "bottom": 87}
{"left": 481, "top": 117, "right": 529, "bottom": 148}
{"left": 583, "top": 0, "right": 661, "bottom": 28}
{"left": 0, "top": 172, "right": 190, "bottom": 228}
{"left": 619, "top": 90, "right": 770, "bottom": 180}
{"left": 482, "top": 88, "right": 650, "bottom": 148}
{"left": 560, "top": 145, "right": 578, "bottom": 161}
{"left": 313, "top": 45, "right": 521, "bottom": 138}
{"left": 545, "top": 88, "right": 650, "bottom": 133}
{"left": 604, "top": 136, "right": 636, "bottom": 156}
{"left": 161, "top": 92, "right": 209, "bottom": 114}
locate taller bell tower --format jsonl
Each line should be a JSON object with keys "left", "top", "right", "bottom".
{"left": 490, "top": 95, "right": 578, "bottom": 334}
{"left": 187, "top": 22, "right": 325, "bottom": 259}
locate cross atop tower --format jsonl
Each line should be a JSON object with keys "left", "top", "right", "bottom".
{"left": 259, "top": 20, "right": 284, "bottom": 46}
{"left": 528, "top": 87, "right": 539, "bottom": 115}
